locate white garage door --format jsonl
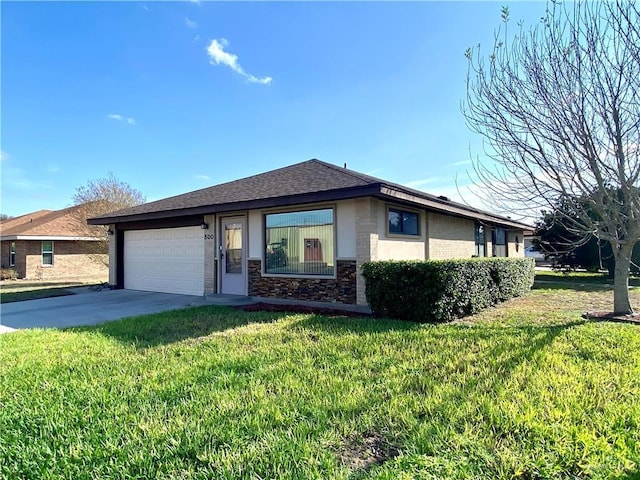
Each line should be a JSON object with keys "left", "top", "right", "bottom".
{"left": 124, "top": 227, "right": 204, "bottom": 296}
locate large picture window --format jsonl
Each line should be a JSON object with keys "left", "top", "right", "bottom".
{"left": 42, "top": 241, "right": 54, "bottom": 265}
{"left": 265, "top": 208, "right": 334, "bottom": 276}
{"left": 388, "top": 208, "right": 419, "bottom": 236}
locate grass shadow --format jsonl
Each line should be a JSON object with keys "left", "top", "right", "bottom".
{"left": 289, "top": 314, "right": 591, "bottom": 477}
{"left": 75, "top": 305, "right": 286, "bottom": 348}
{"left": 532, "top": 281, "right": 615, "bottom": 292}
{"left": 534, "top": 273, "right": 640, "bottom": 291}
{"left": 0, "top": 287, "right": 76, "bottom": 304}
{"left": 288, "top": 312, "right": 423, "bottom": 335}
{"left": 0, "top": 281, "right": 97, "bottom": 288}
{"left": 290, "top": 310, "right": 587, "bottom": 340}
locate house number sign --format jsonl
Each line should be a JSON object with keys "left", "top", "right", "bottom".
{"left": 204, "top": 234, "right": 215, "bottom": 240}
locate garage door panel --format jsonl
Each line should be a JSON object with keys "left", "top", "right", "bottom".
{"left": 124, "top": 227, "right": 204, "bottom": 296}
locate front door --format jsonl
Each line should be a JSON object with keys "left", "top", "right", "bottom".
{"left": 221, "top": 216, "right": 246, "bottom": 295}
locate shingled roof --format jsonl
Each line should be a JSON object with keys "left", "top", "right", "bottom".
{"left": 1, "top": 204, "right": 103, "bottom": 240}
{"left": 88, "top": 159, "right": 531, "bottom": 230}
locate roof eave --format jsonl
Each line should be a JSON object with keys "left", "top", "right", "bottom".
{"left": 377, "top": 186, "right": 533, "bottom": 231}
{"left": 88, "top": 184, "right": 383, "bottom": 225}
{"left": 88, "top": 182, "right": 532, "bottom": 232}
{"left": 0, "top": 235, "right": 103, "bottom": 241}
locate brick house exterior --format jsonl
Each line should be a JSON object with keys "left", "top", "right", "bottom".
{"left": 89, "top": 159, "right": 531, "bottom": 306}
{"left": 0, "top": 206, "right": 108, "bottom": 281}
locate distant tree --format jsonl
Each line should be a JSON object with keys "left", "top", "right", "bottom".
{"left": 0, "top": 214, "right": 13, "bottom": 221}
{"left": 534, "top": 197, "right": 640, "bottom": 276}
{"left": 72, "top": 172, "right": 145, "bottom": 266}
{"left": 73, "top": 172, "right": 145, "bottom": 214}
{"left": 463, "top": 1, "right": 640, "bottom": 314}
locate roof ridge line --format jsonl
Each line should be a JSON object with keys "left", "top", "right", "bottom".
{"left": 310, "top": 159, "right": 383, "bottom": 185}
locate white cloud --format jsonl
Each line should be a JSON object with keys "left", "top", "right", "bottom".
{"left": 0, "top": 152, "right": 57, "bottom": 192}
{"left": 429, "top": 182, "right": 475, "bottom": 204}
{"left": 194, "top": 174, "right": 210, "bottom": 181}
{"left": 404, "top": 177, "right": 445, "bottom": 189}
{"left": 249, "top": 75, "right": 272, "bottom": 85}
{"left": 185, "top": 17, "right": 198, "bottom": 29}
{"left": 192, "top": 34, "right": 201, "bottom": 44}
{"left": 401, "top": 176, "right": 481, "bottom": 207}
{"left": 450, "top": 160, "right": 472, "bottom": 167}
{"left": 1, "top": 164, "right": 55, "bottom": 191}
{"left": 206, "top": 38, "right": 272, "bottom": 85}
{"left": 107, "top": 113, "right": 136, "bottom": 125}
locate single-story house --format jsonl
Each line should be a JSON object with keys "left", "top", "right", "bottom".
{"left": 0, "top": 205, "right": 108, "bottom": 281}
{"left": 89, "top": 159, "right": 532, "bottom": 306}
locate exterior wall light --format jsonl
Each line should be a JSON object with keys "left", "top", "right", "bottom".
{"left": 201, "top": 222, "right": 209, "bottom": 230}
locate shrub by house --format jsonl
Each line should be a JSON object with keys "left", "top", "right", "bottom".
{"left": 361, "top": 258, "right": 535, "bottom": 322}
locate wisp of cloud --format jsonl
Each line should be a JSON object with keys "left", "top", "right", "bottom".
{"left": 206, "top": 38, "right": 272, "bottom": 85}
{"left": 107, "top": 113, "right": 136, "bottom": 125}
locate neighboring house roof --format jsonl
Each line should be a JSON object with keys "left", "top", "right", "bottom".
{"left": 88, "top": 159, "right": 532, "bottom": 230}
{"left": 0, "top": 204, "right": 104, "bottom": 241}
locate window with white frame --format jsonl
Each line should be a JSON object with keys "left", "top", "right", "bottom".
{"left": 388, "top": 207, "right": 420, "bottom": 236}
{"left": 475, "top": 224, "right": 486, "bottom": 257}
{"left": 42, "top": 241, "right": 54, "bottom": 265}
{"left": 265, "top": 208, "right": 334, "bottom": 276}
{"left": 9, "top": 242, "right": 16, "bottom": 266}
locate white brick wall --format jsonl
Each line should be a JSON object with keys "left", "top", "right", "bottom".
{"left": 508, "top": 230, "right": 525, "bottom": 258}
{"left": 203, "top": 214, "right": 216, "bottom": 294}
{"left": 427, "top": 212, "right": 475, "bottom": 259}
{"left": 355, "top": 197, "right": 379, "bottom": 305}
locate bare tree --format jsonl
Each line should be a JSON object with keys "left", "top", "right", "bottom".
{"left": 73, "top": 172, "right": 145, "bottom": 211}
{"left": 463, "top": 1, "right": 640, "bottom": 314}
{"left": 72, "top": 172, "right": 145, "bottom": 266}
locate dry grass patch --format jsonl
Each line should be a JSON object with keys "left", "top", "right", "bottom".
{"left": 459, "top": 285, "right": 640, "bottom": 327}
{"left": 338, "top": 432, "right": 400, "bottom": 473}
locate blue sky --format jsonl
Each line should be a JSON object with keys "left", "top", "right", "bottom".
{"left": 1, "top": 1, "right": 548, "bottom": 218}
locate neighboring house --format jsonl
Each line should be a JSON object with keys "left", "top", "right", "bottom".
{"left": 524, "top": 234, "right": 545, "bottom": 262}
{"left": 89, "top": 159, "right": 532, "bottom": 306}
{"left": 0, "top": 205, "right": 108, "bottom": 281}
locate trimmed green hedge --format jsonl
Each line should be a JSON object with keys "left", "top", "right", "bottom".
{"left": 361, "top": 258, "right": 535, "bottom": 323}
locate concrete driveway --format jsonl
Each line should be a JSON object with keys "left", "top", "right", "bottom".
{"left": 0, "top": 289, "right": 202, "bottom": 334}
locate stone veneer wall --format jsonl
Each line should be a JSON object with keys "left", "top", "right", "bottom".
{"left": 248, "top": 259, "right": 357, "bottom": 304}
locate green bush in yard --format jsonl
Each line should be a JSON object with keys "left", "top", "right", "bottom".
{"left": 361, "top": 258, "right": 535, "bottom": 322}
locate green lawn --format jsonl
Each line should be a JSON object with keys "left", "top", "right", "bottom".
{"left": 0, "top": 286, "right": 77, "bottom": 303}
{"left": 0, "top": 281, "right": 103, "bottom": 303}
{"left": 1, "top": 286, "right": 639, "bottom": 479}
{"left": 534, "top": 270, "right": 640, "bottom": 288}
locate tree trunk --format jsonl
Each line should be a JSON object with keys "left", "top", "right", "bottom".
{"left": 613, "top": 243, "right": 634, "bottom": 315}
